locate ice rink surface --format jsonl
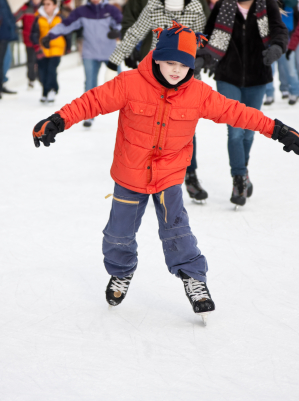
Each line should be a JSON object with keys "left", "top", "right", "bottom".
{"left": 1, "top": 63, "right": 299, "bottom": 401}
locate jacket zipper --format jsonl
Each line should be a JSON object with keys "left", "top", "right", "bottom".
{"left": 242, "top": 22, "right": 246, "bottom": 87}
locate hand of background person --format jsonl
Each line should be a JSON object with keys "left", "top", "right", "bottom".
{"left": 262, "top": 45, "right": 283, "bottom": 66}
{"left": 272, "top": 119, "right": 299, "bottom": 155}
{"left": 41, "top": 36, "right": 51, "bottom": 49}
{"left": 32, "top": 114, "right": 65, "bottom": 148}
{"left": 286, "top": 49, "right": 293, "bottom": 60}
{"left": 194, "top": 57, "right": 205, "bottom": 75}
{"left": 107, "top": 27, "right": 121, "bottom": 40}
{"left": 195, "top": 52, "right": 218, "bottom": 77}
{"left": 125, "top": 57, "right": 138, "bottom": 69}
{"left": 35, "top": 48, "right": 45, "bottom": 60}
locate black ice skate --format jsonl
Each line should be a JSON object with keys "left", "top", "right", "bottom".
{"left": 185, "top": 171, "right": 208, "bottom": 202}
{"left": 83, "top": 119, "right": 93, "bottom": 128}
{"left": 106, "top": 274, "right": 134, "bottom": 306}
{"left": 246, "top": 173, "right": 253, "bottom": 198}
{"left": 230, "top": 175, "right": 247, "bottom": 207}
{"left": 180, "top": 271, "right": 215, "bottom": 325}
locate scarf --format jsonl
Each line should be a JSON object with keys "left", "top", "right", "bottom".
{"left": 152, "top": 59, "right": 194, "bottom": 89}
{"left": 206, "top": 0, "right": 270, "bottom": 60}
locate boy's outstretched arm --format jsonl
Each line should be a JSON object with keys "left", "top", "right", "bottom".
{"left": 200, "top": 87, "right": 299, "bottom": 155}
{"left": 32, "top": 74, "right": 127, "bottom": 148}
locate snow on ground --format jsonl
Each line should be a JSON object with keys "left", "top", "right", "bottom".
{"left": 0, "top": 63, "right": 299, "bottom": 401}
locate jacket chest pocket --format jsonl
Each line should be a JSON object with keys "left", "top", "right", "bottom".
{"left": 168, "top": 108, "right": 199, "bottom": 137}
{"left": 126, "top": 101, "right": 157, "bottom": 136}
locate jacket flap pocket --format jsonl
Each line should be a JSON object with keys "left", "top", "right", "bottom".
{"left": 170, "top": 108, "right": 199, "bottom": 121}
{"left": 129, "top": 101, "right": 156, "bottom": 117}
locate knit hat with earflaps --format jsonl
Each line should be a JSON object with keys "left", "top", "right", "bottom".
{"left": 152, "top": 21, "right": 207, "bottom": 69}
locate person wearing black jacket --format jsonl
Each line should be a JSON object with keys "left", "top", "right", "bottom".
{"left": 196, "top": 0, "right": 288, "bottom": 206}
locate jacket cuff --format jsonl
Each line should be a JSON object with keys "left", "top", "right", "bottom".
{"left": 107, "top": 61, "right": 118, "bottom": 71}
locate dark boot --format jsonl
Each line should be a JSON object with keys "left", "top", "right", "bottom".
{"left": 230, "top": 175, "right": 247, "bottom": 206}
{"left": 246, "top": 174, "right": 253, "bottom": 198}
{"left": 106, "top": 274, "right": 134, "bottom": 306}
{"left": 185, "top": 171, "right": 208, "bottom": 201}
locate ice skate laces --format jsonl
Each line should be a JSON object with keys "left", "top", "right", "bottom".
{"left": 183, "top": 277, "right": 210, "bottom": 302}
{"left": 110, "top": 275, "right": 133, "bottom": 294}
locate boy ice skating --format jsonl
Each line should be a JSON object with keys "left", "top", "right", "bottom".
{"left": 32, "top": 22, "right": 299, "bottom": 325}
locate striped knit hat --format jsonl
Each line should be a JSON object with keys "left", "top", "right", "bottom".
{"left": 152, "top": 21, "right": 207, "bottom": 69}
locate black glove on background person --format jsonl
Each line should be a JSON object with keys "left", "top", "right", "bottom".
{"left": 41, "top": 36, "right": 51, "bottom": 49}
{"left": 194, "top": 57, "right": 205, "bottom": 75}
{"left": 262, "top": 45, "right": 283, "bottom": 65}
{"left": 272, "top": 119, "right": 299, "bottom": 155}
{"left": 107, "top": 27, "right": 121, "bottom": 40}
{"left": 33, "top": 114, "right": 65, "bottom": 148}
{"left": 106, "top": 61, "right": 118, "bottom": 71}
{"left": 286, "top": 49, "right": 293, "bottom": 60}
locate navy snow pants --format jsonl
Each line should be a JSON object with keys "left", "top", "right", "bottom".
{"left": 102, "top": 183, "right": 208, "bottom": 282}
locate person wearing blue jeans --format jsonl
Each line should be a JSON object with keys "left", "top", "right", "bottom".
{"left": 264, "top": 53, "right": 299, "bottom": 105}
{"left": 103, "top": 183, "right": 207, "bottom": 281}
{"left": 82, "top": 58, "right": 121, "bottom": 126}
{"left": 201, "top": 0, "right": 288, "bottom": 206}
{"left": 2, "top": 45, "right": 17, "bottom": 94}
{"left": 217, "top": 81, "right": 267, "bottom": 176}
{"left": 44, "top": 0, "right": 123, "bottom": 127}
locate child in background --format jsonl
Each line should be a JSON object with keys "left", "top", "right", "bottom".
{"left": 32, "top": 23, "right": 299, "bottom": 325}
{"left": 30, "top": 0, "right": 66, "bottom": 103}
{"left": 40, "top": 0, "right": 123, "bottom": 127}
{"left": 15, "top": 0, "right": 42, "bottom": 89}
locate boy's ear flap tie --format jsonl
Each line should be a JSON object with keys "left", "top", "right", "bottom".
{"left": 153, "top": 27, "right": 163, "bottom": 39}
{"left": 195, "top": 32, "right": 208, "bottom": 48}
{"left": 167, "top": 20, "right": 192, "bottom": 36}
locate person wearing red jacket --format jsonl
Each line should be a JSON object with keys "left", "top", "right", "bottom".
{"left": 286, "top": 19, "right": 299, "bottom": 61}
{"left": 32, "top": 22, "right": 299, "bottom": 324}
{"left": 15, "top": 0, "right": 42, "bottom": 88}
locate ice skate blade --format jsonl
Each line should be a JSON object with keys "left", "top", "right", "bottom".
{"left": 192, "top": 199, "right": 207, "bottom": 205}
{"left": 197, "top": 312, "right": 210, "bottom": 326}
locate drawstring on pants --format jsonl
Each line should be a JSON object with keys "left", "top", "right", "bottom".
{"left": 160, "top": 191, "right": 167, "bottom": 223}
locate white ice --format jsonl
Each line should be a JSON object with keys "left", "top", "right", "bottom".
{"left": 1, "top": 60, "right": 299, "bottom": 401}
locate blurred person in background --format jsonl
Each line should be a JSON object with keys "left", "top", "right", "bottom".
{"left": 0, "top": 0, "right": 18, "bottom": 99}
{"left": 2, "top": 44, "right": 17, "bottom": 94}
{"left": 15, "top": 0, "right": 42, "bottom": 89}
{"left": 196, "top": 0, "right": 288, "bottom": 207}
{"left": 30, "top": 0, "right": 67, "bottom": 103}
{"left": 106, "top": 0, "right": 210, "bottom": 202}
{"left": 40, "top": 0, "right": 123, "bottom": 128}
{"left": 264, "top": 0, "right": 299, "bottom": 105}
{"left": 206, "top": 0, "right": 219, "bottom": 9}
{"left": 286, "top": 5, "right": 299, "bottom": 67}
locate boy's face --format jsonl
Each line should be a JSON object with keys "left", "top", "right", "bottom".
{"left": 43, "top": 0, "right": 56, "bottom": 15}
{"left": 32, "top": 0, "right": 41, "bottom": 5}
{"left": 90, "top": 0, "right": 102, "bottom": 4}
{"left": 155, "top": 60, "right": 189, "bottom": 85}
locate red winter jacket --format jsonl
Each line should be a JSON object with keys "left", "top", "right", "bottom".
{"left": 288, "top": 21, "right": 299, "bottom": 51}
{"left": 56, "top": 51, "right": 275, "bottom": 194}
{"left": 15, "top": 2, "right": 40, "bottom": 47}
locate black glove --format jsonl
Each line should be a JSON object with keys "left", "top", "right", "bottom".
{"left": 125, "top": 56, "right": 138, "bottom": 69}
{"left": 124, "top": 48, "right": 141, "bottom": 69}
{"left": 196, "top": 51, "right": 218, "bottom": 77}
{"left": 41, "top": 35, "right": 51, "bottom": 49}
{"left": 106, "top": 61, "right": 118, "bottom": 71}
{"left": 107, "top": 27, "right": 121, "bottom": 39}
{"left": 272, "top": 119, "right": 299, "bottom": 155}
{"left": 194, "top": 57, "right": 205, "bottom": 75}
{"left": 262, "top": 45, "right": 282, "bottom": 66}
{"left": 32, "top": 114, "right": 65, "bottom": 148}
{"left": 286, "top": 49, "right": 293, "bottom": 60}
